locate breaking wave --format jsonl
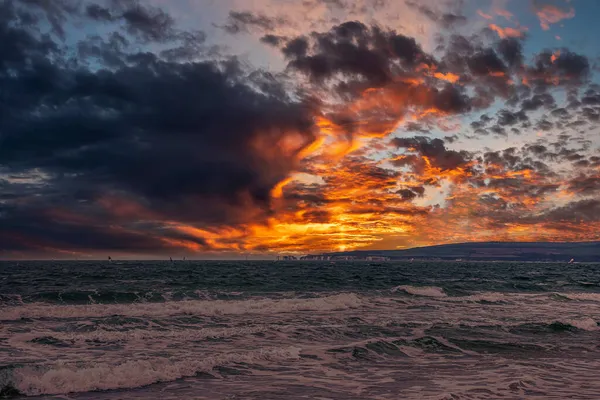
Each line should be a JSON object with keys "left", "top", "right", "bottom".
{"left": 0, "top": 293, "right": 364, "bottom": 321}
{"left": 563, "top": 318, "right": 599, "bottom": 331}
{"left": 555, "top": 293, "right": 600, "bottom": 302}
{"left": 46, "top": 325, "right": 271, "bottom": 344}
{"left": 391, "top": 285, "right": 447, "bottom": 298}
{"left": 491, "top": 318, "right": 599, "bottom": 333}
{"left": 2, "top": 347, "right": 301, "bottom": 396}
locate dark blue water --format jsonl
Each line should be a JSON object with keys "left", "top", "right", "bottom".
{"left": 2, "top": 260, "right": 599, "bottom": 304}
{"left": 1, "top": 261, "right": 600, "bottom": 399}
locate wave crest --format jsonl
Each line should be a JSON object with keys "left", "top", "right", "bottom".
{"left": 6, "top": 347, "right": 301, "bottom": 396}
{"left": 556, "top": 293, "right": 600, "bottom": 302}
{"left": 563, "top": 318, "right": 599, "bottom": 331}
{"left": 391, "top": 285, "right": 447, "bottom": 298}
{"left": 0, "top": 293, "right": 363, "bottom": 321}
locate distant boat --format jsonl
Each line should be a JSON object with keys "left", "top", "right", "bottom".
{"left": 108, "top": 256, "right": 112, "bottom": 263}
{"left": 170, "top": 257, "right": 173, "bottom": 263}
{"left": 568, "top": 258, "right": 575, "bottom": 264}
{"left": 183, "top": 257, "right": 186, "bottom": 261}
{"left": 410, "top": 258, "right": 414, "bottom": 262}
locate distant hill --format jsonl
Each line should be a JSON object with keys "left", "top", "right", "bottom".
{"left": 322, "top": 241, "right": 600, "bottom": 262}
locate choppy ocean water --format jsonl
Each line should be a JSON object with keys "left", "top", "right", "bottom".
{"left": 1, "top": 260, "right": 600, "bottom": 399}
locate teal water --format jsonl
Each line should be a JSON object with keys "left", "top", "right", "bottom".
{"left": 1, "top": 261, "right": 600, "bottom": 399}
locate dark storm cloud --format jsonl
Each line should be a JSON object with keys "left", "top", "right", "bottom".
{"left": 536, "top": 118, "right": 554, "bottom": 131}
{"left": 483, "top": 148, "right": 522, "bottom": 169}
{"left": 568, "top": 174, "right": 600, "bottom": 196}
{"left": 497, "top": 109, "right": 528, "bottom": 126}
{"left": 221, "top": 11, "right": 288, "bottom": 34}
{"left": 282, "top": 36, "right": 310, "bottom": 58}
{"left": 86, "top": 3, "right": 113, "bottom": 20}
{"left": 526, "top": 49, "right": 590, "bottom": 85}
{"left": 471, "top": 114, "right": 492, "bottom": 130}
{"left": 482, "top": 145, "right": 567, "bottom": 181}
{"left": 580, "top": 107, "right": 600, "bottom": 122}
{"left": 581, "top": 86, "right": 600, "bottom": 105}
{"left": 396, "top": 188, "right": 422, "bottom": 201}
{"left": 276, "top": 21, "right": 474, "bottom": 121}
{"left": 526, "top": 144, "right": 549, "bottom": 157}
{"left": 391, "top": 137, "right": 472, "bottom": 172}
{"left": 521, "top": 93, "right": 556, "bottom": 111}
{"left": 260, "top": 34, "right": 286, "bottom": 46}
{"left": 13, "top": 0, "right": 79, "bottom": 38}
{"left": 0, "top": 202, "right": 209, "bottom": 255}
{"left": 283, "top": 183, "right": 330, "bottom": 206}
{"left": 434, "top": 84, "right": 472, "bottom": 113}
{"left": 403, "top": 122, "right": 429, "bottom": 133}
{"left": 281, "top": 21, "right": 427, "bottom": 84}
{"left": 2, "top": 1, "right": 599, "bottom": 255}
{"left": 544, "top": 199, "right": 600, "bottom": 222}
{"left": 467, "top": 49, "right": 507, "bottom": 76}
{"left": 83, "top": 0, "right": 178, "bottom": 43}
{"left": 2, "top": 57, "right": 315, "bottom": 215}
{"left": 438, "top": 35, "right": 591, "bottom": 115}
{"left": 0, "top": 0, "right": 318, "bottom": 253}
{"left": 496, "top": 38, "right": 523, "bottom": 67}
{"left": 550, "top": 107, "right": 570, "bottom": 119}
{"left": 405, "top": 1, "right": 467, "bottom": 29}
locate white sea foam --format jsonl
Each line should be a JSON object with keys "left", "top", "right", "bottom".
{"left": 444, "top": 292, "right": 518, "bottom": 304}
{"left": 563, "top": 317, "right": 599, "bottom": 331}
{"left": 391, "top": 285, "right": 447, "bottom": 298}
{"left": 0, "top": 293, "right": 363, "bottom": 320}
{"left": 11, "top": 346, "right": 301, "bottom": 396}
{"left": 457, "top": 292, "right": 511, "bottom": 303}
{"left": 557, "top": 293, "right": 600, "bottom": 302}
{"left": 51, "top": 325, "right": 270, "bottom": 343}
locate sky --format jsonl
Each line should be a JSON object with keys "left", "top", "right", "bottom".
{"left": 1, "top": 0, "right": 600, "bottom": 259}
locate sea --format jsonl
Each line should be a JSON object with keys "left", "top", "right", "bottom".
{"left": 1, "top": 260, "right": 600, "bottom": 399}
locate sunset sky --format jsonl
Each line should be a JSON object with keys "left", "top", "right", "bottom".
{"left": 2, "top": 0, "right": 600, "bottom": 259}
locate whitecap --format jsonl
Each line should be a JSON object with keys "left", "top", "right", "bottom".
{"left": 10, "top": 346, "right": 301, "bottom": 396}
{"left": 0, "top": 293, "right": 363, "bottom": 321}
{"left": 391, "top": 285, "right": 447, "bottom": 298}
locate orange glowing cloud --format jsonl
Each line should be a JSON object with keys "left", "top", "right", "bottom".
{"left": 271, "top": 177, "right": 293, "bottom": 198}
{"left": 434, "top": 72, "right": 460, "bottom": 84}
{"left": 489, "top": 23, "right": 527, "bottom": 38}
{"left": 494, "top": 8, "right": 514, "bottom": 20}
{"left": 535, "top": 4, "right": 575, "bottom": 30}
{"left": 6, "top": 0, "right": 600, "bottom": 262}
{"left": 477, "top": 9, "right": 493, "bottom": 19}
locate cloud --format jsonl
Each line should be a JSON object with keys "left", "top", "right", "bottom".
{"left": 221, "top": 11, "right": 288, "bottom": 34}
{"left": 2, "top": 0, "right": 599, "bottom": 257}
{"left": 467, "top": 48, "right": 508, "bottom": 76}
{"left": 0, "top": 0, "right": 319, "bottom": 256}
{"left": 544, "top": 199, "right": 600, "bottom": 222}
{"left": 391, "top": 136, "right": 472, "bottom": 173}
{"left": 521, "top": 93, "right": 556, "bottom": 111}
{"left": 567, "top": 174, "right": 600, "bottom": 196}
{"left": 488, "top": 24, "right": 527, "bottom": 39}
{"left": 533, "top": 1, "right": 575, "bottom": 30}
{"left": 525, "top": 49, "right": 590, "bottom": 86}
{"left": 496, "top": 37, "right": 524, "bottom": 67}
{"left": 405, "top": 1, "right": 467, "bottom": 29}
{"left": 477, "top": 10, "right": 493, "bottom": 20}
{"left": 84, "top": 1, "right": 179, "bottom": 43}
{"left": 282, "top": 21, "right": 427, "bottom": 84}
